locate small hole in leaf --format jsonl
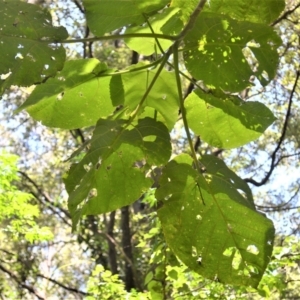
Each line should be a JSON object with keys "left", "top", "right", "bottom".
{"left": 15, "top": 53, "right": 23, "bottom": 59}
{"left": 164, "top": 194, "right": 172, "bottom": 201}
{"left": 57, "top": 92, "right": 64, "bottom": 100}
{"left": 88, "top": 188, "right": 97, "bottom": 198}
{"left": 232, "top": 250, "right": 242, "bottom": 270}
{"left": 247, "top": 245, "right": 259, "bottom": 255}
{"left": 223, "top": 246, "right": 236, "bottom": 257}
{"left": 196, "top": 215, "right": 202, "bottom": 221}
{"left": 192, "top": 246, "right": 197, "bottom": 257}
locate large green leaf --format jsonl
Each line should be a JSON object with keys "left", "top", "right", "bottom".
{"left": 16, "top": 59, "right": 114, "bottom": 129}
{"left": 17, "top": 60, "right": 179, "bottom": 130}
{"left": 84, "top": 0, "right": 169, "bottom": 36}
{"left": 0, "top": 0, "right": 68, "bottom": 94}
{"left": 183, "top": 12, "right": 281, "bottom": 92}
{"left": 125, "top": 7, "right": 183, "bottom": 55}
{"left": 157, "top": 154, "right": 274, "bottom": 287}
{"left": 171, "top": 0, "right": 285, "bottom": 24}
{"left": 121, "top": 63, "right": 179, "bottom": 130}
{"left": 204, "top": 0, "right": 285, "bottom": 24}
{"left": 66, "top": 117, "right": 171, "bottom": 228}
{"left": 185, "top": 89, "right": 276, "bottom": 149}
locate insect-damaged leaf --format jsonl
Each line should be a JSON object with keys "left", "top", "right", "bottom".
{"left": 183, "top": 12, "right": 281, "bottom": 92}
{"left": 65, "top": 117, "right": 171, "bottom": 229}
{"left": 0, "top": 0, "right": 68, "bottom": 94}
{"left": 156, "top": 154, "right": 274, "bottom": 287}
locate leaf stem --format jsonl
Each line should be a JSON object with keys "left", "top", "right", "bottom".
{"left": 128, "top": 48, "right": 172, "bottom": 121}
{"left": 60, "top": 32, "right": 177, "bottom": 44}
{"left": 172, "top": 43, "right": 200, "bottom": 172}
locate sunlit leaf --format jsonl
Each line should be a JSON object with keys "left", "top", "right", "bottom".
{"left": 157, "top": 154, "right": 274, "bottom": 287}
{"left": 125, "top": 7, "right": 183, "bottom": 55}
{"left": 16, "top": 59, "right": 113, "bottom": 129}
{"left": 185, "top": 90, "right": 276, "bottom": 148}
{"left": 0, "top": 0, "right": 68, "bottom": 94}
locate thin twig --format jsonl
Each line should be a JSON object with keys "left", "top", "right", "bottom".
{"left": 245, "top": 70, "right": 300, "bottom": 186}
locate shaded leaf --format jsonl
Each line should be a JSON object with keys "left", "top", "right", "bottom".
{"left": 84, "top": 0, "right": 170, "bottom": 36}
{"left": 0, "top": 0, "right": 68, "bottom": 93}
{"left": 125, "top": 7, "right": 183, "bottom": 55}
{"left": 183, "top": 12, "right": 281, "bottom": 92}
{"left": 66, "top": 117, "right": 171, "bottom": 228}
{"left": 156, "top": 154, "right": 274, "bottom": 287}
{"left": 185, "top": 89, "right": 276, "bottom": 149}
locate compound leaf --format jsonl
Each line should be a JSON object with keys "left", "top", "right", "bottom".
{"left": 0, "top": 0, "right": 68, "bottom": 94}
{"left": 185, "top": 90, "right": 276, "bottom": 149}
{"left": 156, "top": 154, "right": 274, "bottom": 287}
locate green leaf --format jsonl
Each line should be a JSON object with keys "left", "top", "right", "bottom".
{"left": 156, "top": 154, "right": 274, "bottom": 287}
{"left": 170, "top": 0, "right": 198, "bottom": 22}
{"left": 185, "top": 89, "right": 276, "bottom": 149}
{"left": 66, "top": 117, "right": 171, "bottom": 228}
{"left": 84, "top": 0, "right": 170, "bottom": 36}
{"left": 125, "top": 7, "right": 183, "bottom": 55}
{"left": 183, "top": 12, "right": 281, "bottom": 92}
{"left": 0, "top": 0, "right": 68, "bottom": 94}
{"left": 17, "top": 61, "right": 179, "bottom": 130}
{"left": 16, "top": 59, "right": 113, "bottom": 129}
{"left": 121, "top": 63, "right": 179, "bottom": 130}
{"left": 204, "top": 0, "right": 285, "bottom": 24}
{"left": 171, "top": 0, "right": 285, "bottom": 24}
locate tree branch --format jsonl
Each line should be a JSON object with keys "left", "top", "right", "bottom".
{"left": 0, "top": 264, "right": 45, "bottom": 300}
{"left": 37, "top": 274, "right": 90, "bottom": 296}
{"left": 245, "top": 70, "right": 300, "bottom": 186}
{"left": 271, "top": 3, "right": 300, "bottom": 26}
{"left": 18, "top": 171, "right": 71, "bottom": 222}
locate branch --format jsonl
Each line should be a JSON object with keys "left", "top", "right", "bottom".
{"left": 271, "top": 3, "right": 300, "bottom": 26}
{"left": 37, "top": 274, "right": 90, "bottom": 296}
{"left": 0, "top": 264, "right": 45, "bottom": 300}
{"left": 72, "top": 0, "right": 84, "bottom": 14}
{"left": 245, "top": 70, "right": 300, "bottom": 186}
{"left": 18, "top": 171, "right": 71, "bottom": 222}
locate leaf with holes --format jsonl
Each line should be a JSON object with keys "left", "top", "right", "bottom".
{"left": 0, "top": 0, "right": 68, "bottom": 94}
{"left": 84, "top": 0, "right": 170, "bottom": 36}
{"left": 183, "top": 12, "right": 281, "bottom": 92}
{"left": 16, "top": 59, "right": 114, "bottom": 129}
{"left": 204, "top": 0, "right": 285, "bottom": 24}
{"left": 185, "top": 89, "right": 276, "bottom": 149}
{"left": 156, "top": 154, "right": 274, "bottom": 287}
{"left": 65, "top": 117, "right": 171, "bottom": 229}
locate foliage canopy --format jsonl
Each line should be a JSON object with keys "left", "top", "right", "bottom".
{"left": 0, "top": 0, "right": 289, "bottom": 292}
